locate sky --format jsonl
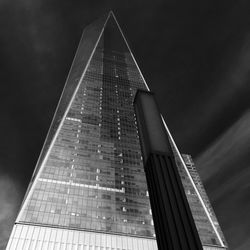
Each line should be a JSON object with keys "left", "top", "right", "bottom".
{"left": 0, "top": 0, "right": 250, "bottom": 249}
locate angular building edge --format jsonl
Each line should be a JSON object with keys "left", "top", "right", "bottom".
{"left": 16, "top": 12, "right": 110, "bottom": 223}
{"left": 6, "top": 12, "right": 111, "bottom": 250}
{"left": 162, "top": 117, "right": 227, "bottom": 249}
{"left": 6, "top": 11, "right": 228, "bottom": 250}
{"left": 6, "top": 11, "right": 158, "bottom": 250}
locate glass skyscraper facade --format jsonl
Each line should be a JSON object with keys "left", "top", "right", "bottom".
{"left": 6, "top": 12, "right": 227, "bottom": 250}
{"left": 179, "top": 154, "right": 227, "bottom": 248}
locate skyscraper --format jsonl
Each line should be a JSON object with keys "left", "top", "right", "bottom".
{"left": 6, "top": 12, "right": 227, "bottom": 250}
{"left": 179, "top": 154, "right": 227, "bottom": 248}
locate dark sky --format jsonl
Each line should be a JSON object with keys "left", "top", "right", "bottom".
{"left": 1, "top": 0, "right": 250, "bottom": 249}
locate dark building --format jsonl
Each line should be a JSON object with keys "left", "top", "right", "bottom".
{"left": 6, "top": 12, "right": 227, "bottom": 250}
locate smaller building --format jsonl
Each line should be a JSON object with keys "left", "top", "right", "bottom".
{"left": 177, "top": 153, "right": 228, "bottom": 249}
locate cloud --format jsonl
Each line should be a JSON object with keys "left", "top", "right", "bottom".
{"left": 0, "top": 175, "right": 23, "bottom": 250}
{"left": 157, "top": 20, "right": 250, "bottom": 156}
{"left": 198, "top": 32, "right": 250, "bottom": 120}
{"left": 195, "top": 110, "right": 250, "bottom": 249}
{"left": 196, "top": 110, "right": 250, "bottom": 180}
{"left": 234, "top": 240, "right": 250, "bottom": 250}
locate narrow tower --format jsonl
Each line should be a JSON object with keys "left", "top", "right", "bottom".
{"left": 6, "top": 12, "right": 228, "bottom": 250}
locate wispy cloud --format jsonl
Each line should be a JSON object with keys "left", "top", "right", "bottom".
{"left": 196, "top": 110, "right": 250, "bottom": 249}
{"left": 234, "top": 240, "right": 250, "bottom": 250}
{"left": 163, "top": 30, "right": 250, "bottom": 155}
{"left": 0, "top": 176, "right": 23, "bottom": 250}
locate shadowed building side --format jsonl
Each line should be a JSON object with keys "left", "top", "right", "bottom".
{"left": 134, "top": 90, "right": 203, "bottom": 250}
